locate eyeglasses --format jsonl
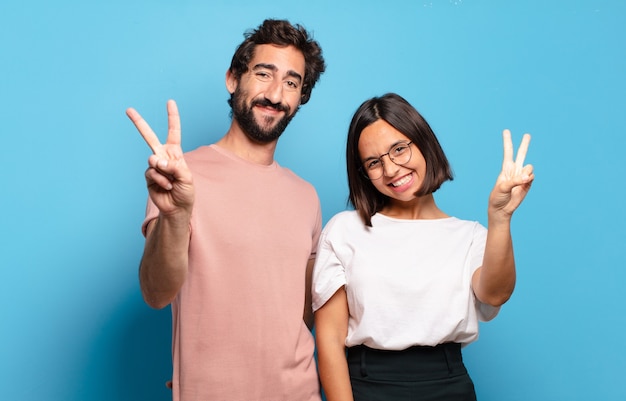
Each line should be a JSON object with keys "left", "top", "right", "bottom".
{"left": 360, "top": 141, "right": 413, "bottom": 180}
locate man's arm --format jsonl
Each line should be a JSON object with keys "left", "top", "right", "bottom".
{"left": 127, "top": 100, "right": 195, "bottom": 309}
{"left": 140, "top": 213, "right": 191, "bottom": 309}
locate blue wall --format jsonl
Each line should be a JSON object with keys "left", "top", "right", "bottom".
{"left": 2, "top": 1, "right": 625, "bottom": 400}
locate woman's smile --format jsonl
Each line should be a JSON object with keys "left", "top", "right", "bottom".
{"left": 388, "top": 172, "right": 414, "bottom": 189}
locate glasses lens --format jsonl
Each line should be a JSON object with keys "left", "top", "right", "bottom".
{"left": 362, "top": 160, "right": 382, "bottom": 180}
{"left": 361, "top": 142, "right": 412, "bottom": 180}
{"left": 390, "top": 142, "right": 412, "bottom": 165}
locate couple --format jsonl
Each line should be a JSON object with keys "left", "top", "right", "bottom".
{"left": 126, "top": 19, "right": 534, "bottom": 401}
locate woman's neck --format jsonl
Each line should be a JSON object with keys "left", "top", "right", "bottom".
{"left": 380, "top": 194, "right": 448, "bottom": 220}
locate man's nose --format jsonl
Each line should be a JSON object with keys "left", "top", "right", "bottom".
{"left": 264, "top": 80, "right": 283, "bottom": 105}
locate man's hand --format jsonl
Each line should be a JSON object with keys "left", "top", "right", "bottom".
{"left": 126, "top": 100, "right": 195, "bottom": 216}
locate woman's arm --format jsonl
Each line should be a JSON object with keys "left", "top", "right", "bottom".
{"left": 473, "top": 130, "right": 534, "bottom": 306}
{"left": 303, "top": 258, "right": 315, "bottom": 330}
{"left": 315, "top": 287, "right": 354, "bottom": 401}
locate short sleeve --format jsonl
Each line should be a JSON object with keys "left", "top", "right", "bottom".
{"left": 311, "top": 222, "right": 347, "bottom": 312}
{"left": 141, "top": 197, "right": 160, "bottom": 237}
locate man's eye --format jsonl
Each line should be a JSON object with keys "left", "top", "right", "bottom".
{"left": 284, "top": 80, "right": 299, "bottom": 91}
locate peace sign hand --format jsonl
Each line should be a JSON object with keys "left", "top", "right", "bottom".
{"left": 488, "top": 129, "right": 535, "bottom": 220}
{"left": 126, "top": 100, "right": 195, "bottom": 217}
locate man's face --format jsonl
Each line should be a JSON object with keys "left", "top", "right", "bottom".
{"left": 229, "top": 44, "right": 306, "bottom": 143}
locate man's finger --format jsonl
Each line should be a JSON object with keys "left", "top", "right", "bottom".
{"left": 166, "top": 100, "right": 182, "bottom": 146}
{"left": 515, "top": 133, "right": 531, "bottom": 168}
{"left": 126, "top": 107, "right": 163, "bottom": 155}
{"left": 502, "top": 129, "right": 513, "bottom": 165}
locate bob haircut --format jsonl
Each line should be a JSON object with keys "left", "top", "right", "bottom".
{"left": 346, "top": 93, "right": 454, "bottom": 226}
{"left": 228, "top": 19, "right": 326, "bottom": 106}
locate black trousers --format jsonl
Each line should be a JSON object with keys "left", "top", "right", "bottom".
{"left": 347, "top": 343, "right": 477, "bottom": 401}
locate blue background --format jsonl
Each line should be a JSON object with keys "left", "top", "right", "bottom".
{"left": 1, "top": 1, "right": 625, "bottom": 400}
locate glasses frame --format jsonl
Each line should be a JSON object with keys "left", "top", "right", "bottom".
{"left": 360, "top": 141, "right": 413, "bottom": 180}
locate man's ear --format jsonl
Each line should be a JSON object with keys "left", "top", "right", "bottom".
{"left": 225, "top": 69, "right": 237, "bottom": 94}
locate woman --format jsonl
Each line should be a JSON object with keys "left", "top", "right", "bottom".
{"left": 312, "top": 93, "right": 534, "bottom": 401}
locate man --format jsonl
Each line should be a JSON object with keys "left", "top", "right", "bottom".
{"left": 126, "top": 19, "right": 326, "bottom": 401}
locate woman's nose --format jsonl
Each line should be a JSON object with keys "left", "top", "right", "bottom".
{"left": 382, "top": 155, "right": 399, "bottom": 177}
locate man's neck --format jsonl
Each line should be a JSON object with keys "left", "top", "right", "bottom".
{"left": 215, "top": 122, "right": 278, "bottom": 166}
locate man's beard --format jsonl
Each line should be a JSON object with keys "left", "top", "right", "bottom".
{"left": 231, "top": 87, "right": 298, "bottom": 143}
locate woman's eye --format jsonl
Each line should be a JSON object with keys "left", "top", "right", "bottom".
{"left": 394, "top": 145, "right": 408, "bottom": 154}
{"left": 366, "top": 160, "right": 380, "bottom": 170}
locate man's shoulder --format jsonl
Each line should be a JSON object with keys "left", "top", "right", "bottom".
{"left": 183, "top": 145, "right": 215, "bottom": 160}
{"left": 183, "top": 145, "right": 230, "bottom": 172}
{"left": 275, "top": 164, "right": 318, "bottom": 193}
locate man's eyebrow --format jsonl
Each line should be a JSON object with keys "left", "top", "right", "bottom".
{"left": 253, "top": 63, "right": 277, "bottom": 72}
{"left": 253, "top": 63, "right": 302, "bottom": 83}
{"left": 286, "top": 70, "right": 303, "bottom": 83}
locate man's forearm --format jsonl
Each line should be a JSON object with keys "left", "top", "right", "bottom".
{"left": 139, "top": 214, "right": 191, "bottom": 309}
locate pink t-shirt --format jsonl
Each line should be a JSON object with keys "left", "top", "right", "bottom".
{"left": 143, "top": 145, "right": 322, "bottom": 401}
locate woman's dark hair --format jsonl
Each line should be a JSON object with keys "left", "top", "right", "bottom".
{"left": 346, "top": 93, "right": 454, "bottom": 226}
{"left": 228, "top": 19, "right": 325, "bottom": 105}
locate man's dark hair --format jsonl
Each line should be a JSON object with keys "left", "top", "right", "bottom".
{"left": 228, "top": 19, "right": 325, "bottom": 105}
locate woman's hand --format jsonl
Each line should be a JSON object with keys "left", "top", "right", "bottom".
{"left": 488, "top": 129, "right": 534, "bottom": 220}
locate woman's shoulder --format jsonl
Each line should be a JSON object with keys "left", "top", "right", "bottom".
{"left": 323, "top": 210, "right": 363, "bottom": 232}
{"left": 444, "top": 217, "right": 487, "bottom": 238}
{"left": 446, "top": 216, "right": 482, "bottom": 227}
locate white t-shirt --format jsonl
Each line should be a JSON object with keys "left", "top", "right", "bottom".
{"left": 312, "top": 210, "right": 499, "bottom": 350}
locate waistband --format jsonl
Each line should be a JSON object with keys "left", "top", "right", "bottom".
{"left": 347, "top": 343, "right": 467, "bottom": 380}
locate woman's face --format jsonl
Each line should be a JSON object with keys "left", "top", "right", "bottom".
{"left": 358, "top": 119, "right": 426, "bottom": 203}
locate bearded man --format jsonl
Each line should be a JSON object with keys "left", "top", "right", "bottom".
{"left": 126, "top": 19, "right": 326, "bottom": 401}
